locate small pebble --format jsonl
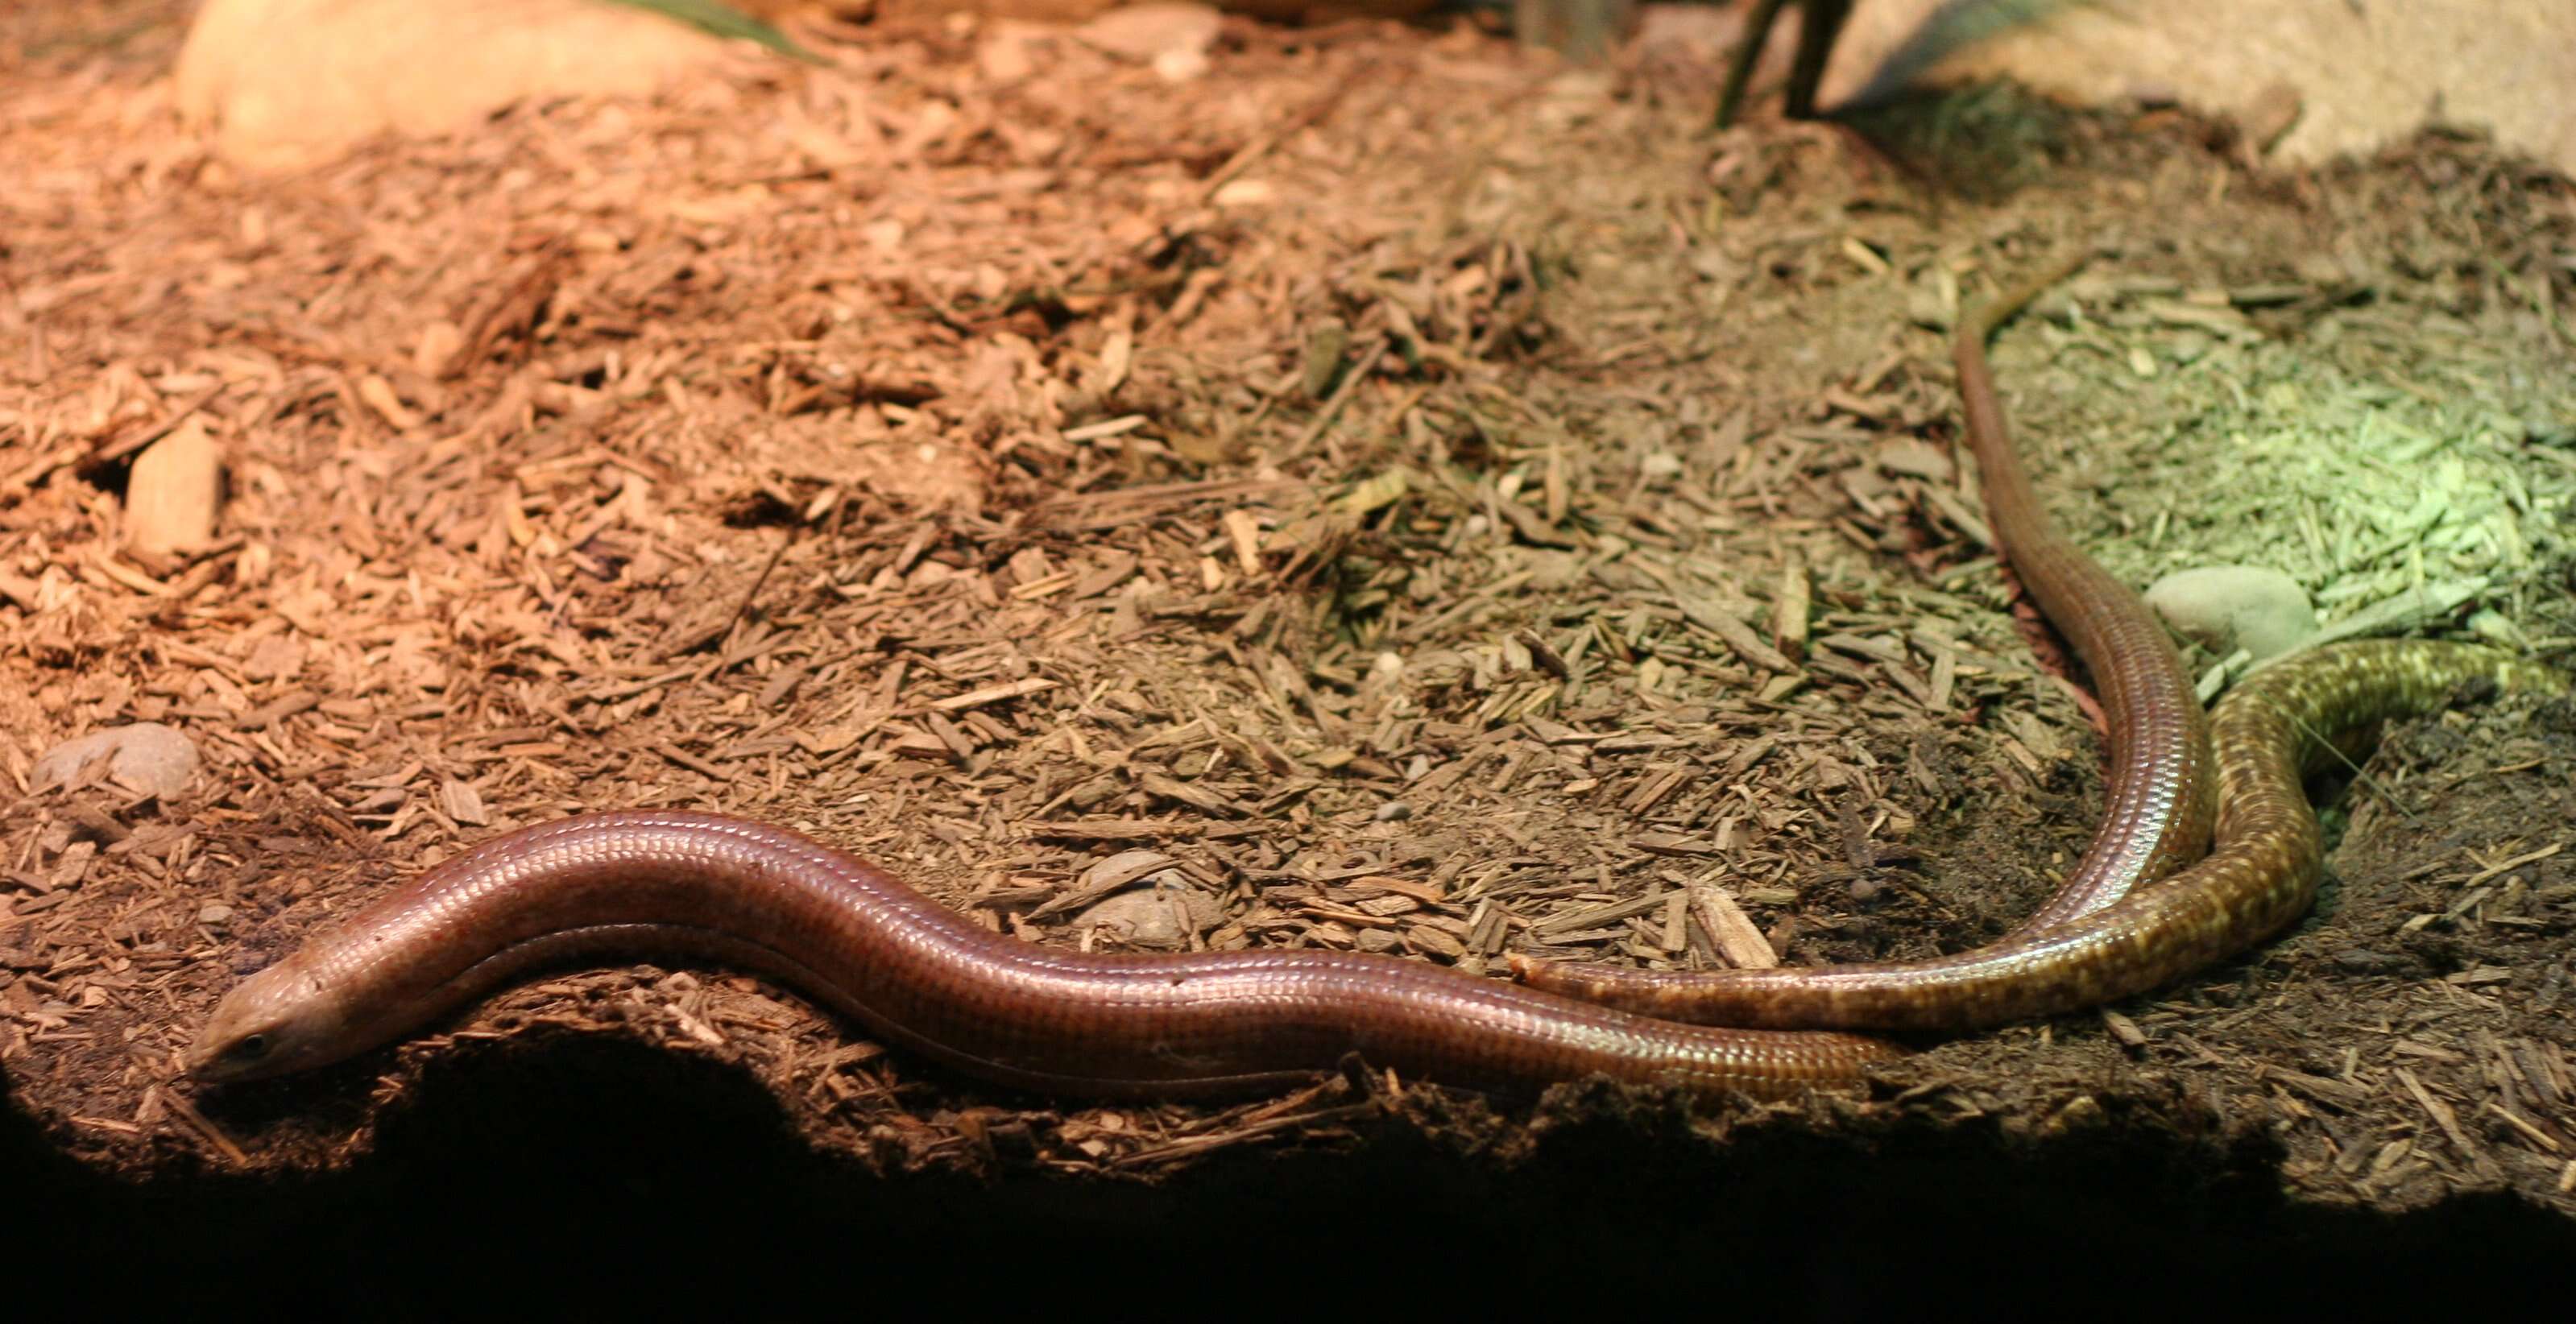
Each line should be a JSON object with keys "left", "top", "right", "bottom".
{"left": 1075, "top": 885, "right": 1221, "bottom": 950}
{"left": 2144, "top": 565, "right": 2318, "bottom": 663}
{"left": 31, "top": 722, "right": 201, "bottom": 800}
{"left": 125, "top": 417, "right": 223, "bottom": 557}
{"left": 1074, "top": 2, "right": 1221, "bottom": 64}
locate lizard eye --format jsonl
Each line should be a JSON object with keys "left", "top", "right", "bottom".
{"left": 226, "top": 1032, "right": 272, "bottom": 1061}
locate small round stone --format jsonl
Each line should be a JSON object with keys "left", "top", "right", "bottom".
{"left": 2144, "top": 565, "right": 2318, "bottom": 663}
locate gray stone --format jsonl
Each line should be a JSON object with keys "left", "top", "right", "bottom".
{"left": 1075, "top": 883, "right": 1222, "bottom": 950}
{"left": 2144, "top": 565, "right": 2318, "bottom": 663}
{"left": 31, "top": 723, "right": 201, "bottom": 800}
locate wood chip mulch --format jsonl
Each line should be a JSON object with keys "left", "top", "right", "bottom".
{"left": 5, "top": 5, "right": 2574, "bottom": 1225}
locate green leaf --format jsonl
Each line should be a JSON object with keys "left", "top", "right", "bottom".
{"left": 601, "top": 0, "right": 828, "bottom": 66}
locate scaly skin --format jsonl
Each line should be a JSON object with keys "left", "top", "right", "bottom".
{"left": 188, "top": 809, "right": 1898, "bottom": 1100}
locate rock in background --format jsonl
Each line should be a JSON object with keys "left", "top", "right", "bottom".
{"left": 176, "top": 0, "right": 758, "bottom": 173}
{"left": 1825, "top": 0, "right": 2576, "bottom": 176}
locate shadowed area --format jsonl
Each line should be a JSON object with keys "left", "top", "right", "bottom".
{"left": 10, "top": 1032, "right": 2574, "bottom": 1311}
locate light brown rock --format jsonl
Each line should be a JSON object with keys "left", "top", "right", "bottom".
{"left": 125, "top": 417, "right": 222, "bottom": 558}
{"left": 1819, "top": 0, "right": 2576, "bottom": 178}
{"left": 31, "top": 724, "right": 203, "bottom": 801}
{"left": 1075, "top": 883, "right": 1224, "bottom": 948}
{"left": 176, "top": 0, "right": 752, "bottom": 173}
{"left": 1076, "top": 2, "right": 1224, "bottom": 60}
{"left": 2145, "top": 565, "right": 2318, "bottom": 663}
